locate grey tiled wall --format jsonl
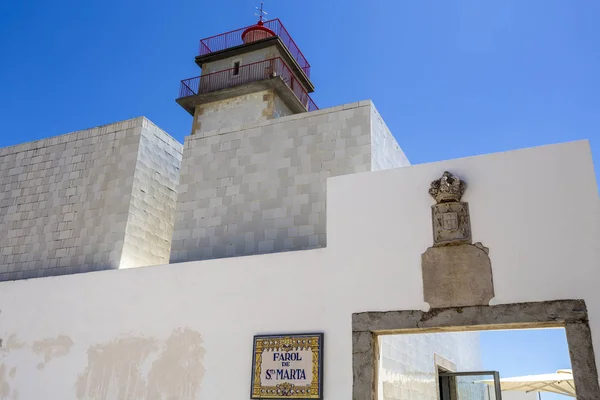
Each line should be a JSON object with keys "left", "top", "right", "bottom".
{"left": 0, "top": 102, "right": 406, "bottom": 277}
{"left": 0, "top": 117, "right": 182, "bottom": 280}
{"left": 120, "top": 119, "right": 183, "bottom": 268}
{"left": 371, "top": 105, "right": 410, "bottom": 171}
{"left": 171, "top": 101, "right": 409, "bottom": 263}
{"left": 379, "top": 332, "right": 484, "bottom": 400}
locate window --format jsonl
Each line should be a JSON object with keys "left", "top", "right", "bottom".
{"left": 233, "top": 61, "right": 240, "bottom": 76}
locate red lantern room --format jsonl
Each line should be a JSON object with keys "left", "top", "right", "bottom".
{"left": 242, "top": 21, "right": 276, "bottom": 44}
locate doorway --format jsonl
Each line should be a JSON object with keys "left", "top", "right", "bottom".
{"left": 352, "top": 300, "right": 599, "bottom": 400}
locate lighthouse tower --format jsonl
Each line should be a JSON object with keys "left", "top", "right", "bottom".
{"left": 171, "top": 9, "right": 409, "bottom": 263}
{"left": 176, "top": 7, "right": 316, "bottom": 136}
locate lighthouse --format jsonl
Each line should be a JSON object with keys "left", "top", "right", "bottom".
{"left": 171, "top": 7, "right": 408, "bottom": 262}
{"left": 176, "top": 6, "right": 316, "bottom": 136}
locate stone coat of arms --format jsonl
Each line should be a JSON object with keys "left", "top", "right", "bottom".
{"left": 429, "top": 171, "right": 471, "bottom": 246}
{"left": 423, "top": 171, "right": 494, "bottom": 309}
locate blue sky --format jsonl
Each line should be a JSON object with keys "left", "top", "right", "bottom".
{"left": 1, "top": 0, "right": 599, "bottom": 187}
{"left": 481, "top": 329, "right": 571, "bottom": 399}
{"left": 0, "top": 1, "right": 592, "bottom": 398}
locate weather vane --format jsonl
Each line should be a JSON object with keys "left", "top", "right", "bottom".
{"left": 255, "top": 2, "right": 267, "bottom": 23}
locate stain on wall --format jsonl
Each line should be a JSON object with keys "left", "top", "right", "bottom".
{"left": 76, "top": 337, "right": 158, "bottom": 400}
{"left": 0, "top": 364, "right": 18, "bottom": 400}
{"left": 146, "top": 328, "right": 206, "bottom": 400}
{"left": 76, "top": 328, "right": 205, "bottom": 400}
{"left": 32, "top": 335, "right": 74, "bottom": 370}
{"left": 0, "top": 365, "right": 9, "bottom": 398}
{"left": 0, "top": 336, "right": 24, "bottom": 354}
{"left": 0, "top": 335, "right": 23, "bottom": 400}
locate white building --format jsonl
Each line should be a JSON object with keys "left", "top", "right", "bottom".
{"left": 0, "top": 16, "right": 598, "bottom": 400}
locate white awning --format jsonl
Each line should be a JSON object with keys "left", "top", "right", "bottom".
{"left": 479, "top": 369, "right": 575, "bottom": 397}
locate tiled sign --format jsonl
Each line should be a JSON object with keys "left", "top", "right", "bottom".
{"left": 251, "top": 333, "right": 323, "bottom": 399}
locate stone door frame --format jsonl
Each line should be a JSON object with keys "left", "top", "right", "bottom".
{"left": 352, "top": 300, "right": 600, "bottom": 400}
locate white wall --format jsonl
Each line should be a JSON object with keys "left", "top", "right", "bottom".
{"left": 0, "top": 140, "right": 597, "bottom": 400}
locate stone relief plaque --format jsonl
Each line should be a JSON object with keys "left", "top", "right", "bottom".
{"left": 432, "top": 202, "right": 471, "bottom": 246}
{"left": 251, "top": 333, "right": 323, "bottom": 399}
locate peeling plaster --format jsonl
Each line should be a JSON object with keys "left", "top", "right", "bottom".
{"left": 32, "top": 335, "right": 74, "bottom": 370}
{"left": 76, "top": 328, "right": 205, "bottom": 400}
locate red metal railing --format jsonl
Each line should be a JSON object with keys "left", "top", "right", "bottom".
{"left": 198, "top": 19, "right": 311, "bottom": 78}
{"left": 178, "top": 57, "right": 318, "bottom": 112}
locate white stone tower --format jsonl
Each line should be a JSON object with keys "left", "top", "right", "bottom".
{"left": 171, "top": 15, "right": 410, "bottom": 263}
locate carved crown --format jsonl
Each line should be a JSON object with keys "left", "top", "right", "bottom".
{"left": 429, "top": 171, "right": 466, "bottom": 203}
